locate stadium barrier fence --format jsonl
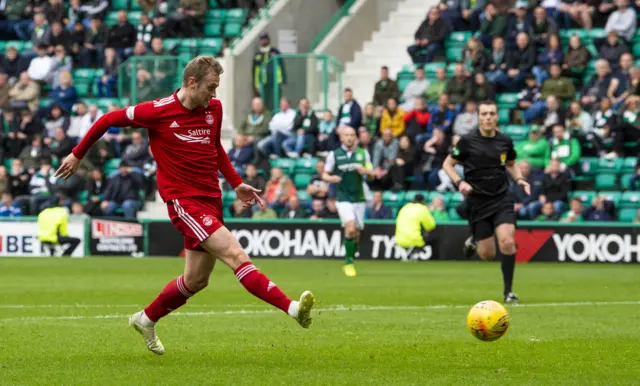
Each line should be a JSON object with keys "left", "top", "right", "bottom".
{"left": 2, "top": 218, "right": 640, "bottom": 263}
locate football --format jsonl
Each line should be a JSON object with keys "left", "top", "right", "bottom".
{"left": 466, "top": 300, "right": 510, "bottom": 342}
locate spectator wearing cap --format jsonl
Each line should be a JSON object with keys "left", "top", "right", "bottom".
{"left": 528, "top": 7, "right": 558, "bottom": 48}
{"left": 80, "top": 16, "right": 108, "bottom": 67}
{"left": 445, "top": 63, "right": 472, "bottom": 112}
{"left": 580, "top": 59, "right": 619, "bottom": 111}
{"left": 27, "top": 44, "right": 54, "bottom": 83}
{"left": 101, "top": 162, "right": 144, "bottom": 219}
{"left": 106, "top": 10, "right": 137, "bottom": 60}
{"left": 407, "top": 7, "right": 448, "bottom": 65}
{"left": 366, "top": 191, "right": 392, "bottom": 219}
{"left": 493, "top": 32, "right": 535, "bottom": 92}
{"left": 8, "top": 72, "right": 39, "bottom": 113}
{"left": 380, "top": 98, "right": 405, "bottom": 137}
{"left": 604, "top": 0, "right": 636, "bottom": 43}
{"left": 252, "top": 32, "right": 285, "bottom": 111}
{"left": 373, "top": 66, "right": 400, "bottom": 108}
{"left": 478, "top": 3, "right": 508, "bottom": 48}
{"left": 335, "top": 88, "right": 362, "bottom": 130}
{"left": 515, "top": 125, "right": 549, "bottom": 169}
{"left": 598, "top": 31, "right": 629, "bottom": 72}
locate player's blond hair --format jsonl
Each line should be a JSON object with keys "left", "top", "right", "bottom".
{"left": 182, "top": 56, "right": 224, "bottom": 85}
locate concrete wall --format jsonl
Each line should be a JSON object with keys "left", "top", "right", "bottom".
{"left": 225, "top": 0, "right": 340, "bottom": 135}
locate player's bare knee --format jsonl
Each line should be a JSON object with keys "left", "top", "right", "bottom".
{"left": 345, "top": 224, "right": 356, "bottom": 238}
{"left": 184, "top": 272, "right": 210, "bottom": 293}
{"left": 478, "top": 249, "right": 496, "bottom": 261}
{"left": 498, "top": 237, "right": 516, "bottom": 255}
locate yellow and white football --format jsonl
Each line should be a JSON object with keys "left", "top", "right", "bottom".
{"left": 466, "top": 300, "right": 510, "bottom": 342}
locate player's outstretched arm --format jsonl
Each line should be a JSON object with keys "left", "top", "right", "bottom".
{"left": 56, "top": 108, "right": 132, "bottom": 179}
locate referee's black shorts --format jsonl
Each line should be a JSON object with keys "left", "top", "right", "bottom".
{"left": 469, "top": 199, "right": 516, "bottom": 241}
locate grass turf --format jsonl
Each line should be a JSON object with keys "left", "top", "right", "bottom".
{"left": 0, "top": 258, "right": 639, "bottom": 385}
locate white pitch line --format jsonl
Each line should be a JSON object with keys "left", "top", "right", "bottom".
{"left": 0, "top": 300, "right": 639, "bottom": 323}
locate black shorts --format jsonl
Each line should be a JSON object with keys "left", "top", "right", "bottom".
{"left": 469, "top": 198, "right": 516, "bottom": 241}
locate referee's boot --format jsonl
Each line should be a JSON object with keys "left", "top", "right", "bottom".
{"left": 463, "top": 236, "right": 477, "bottom": 259}
{"left": 504, "top": 292, "right": 519, "bottom": 304}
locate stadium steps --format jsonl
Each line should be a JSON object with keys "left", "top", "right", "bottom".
{"left": 317, "top": 0, "right": 436, "bottom": 111}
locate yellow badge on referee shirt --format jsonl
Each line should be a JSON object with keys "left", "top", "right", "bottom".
{"left": 500, "top": 153, "right": 507, "bottom": 165}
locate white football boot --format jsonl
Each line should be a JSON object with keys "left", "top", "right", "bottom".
{"left": 289, "top": 291, "right": 316, "bottom": 328}
{"left": 129, "top": 311, "right": 165, "bottom": 355}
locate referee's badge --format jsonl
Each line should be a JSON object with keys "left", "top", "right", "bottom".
{"left": 500, "top": 153, "right": 507, "bottom": 165}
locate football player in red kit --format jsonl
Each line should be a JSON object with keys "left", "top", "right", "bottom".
{"left": 56, "top": 56, "right": 315, "bottom": 355}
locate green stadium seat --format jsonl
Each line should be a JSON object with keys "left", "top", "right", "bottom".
{"left": 620, "top": 191, "right": 640, "bottom": 208}
{"left": 445, "top": 47, "right": 462, "bottom": 62}
{"left": 501, "top": 125, "right": 529, "bottom": 141}
{"left": 131, "top": 0, "right": 142, "bottom": 11}
{"left": 621, "top": 173, "right": 634, "bottom": 190}
{"left": 383, "top": 191, "right": 405, "bottom": 205}
{"left": 595, "top": 173, "right": 617, "bottom": 190}
{"left": 598, "top": 157, "right": 623, "bottom": 173}
{"left": 39, "top": 98, "right": 50, "bottom": 108}
{"left": 205, "top": 9, "right": 226, "bottom": 22}
{"left": 497, "top": 93, "right": 518, "bottom": 108}
{"left": 622, "top": 157, "right": 637, "bottom": 173}
{"left": 618, "top": 207, "right": 639, "bottom": 222}
{"left": 209, "top": 0, "right": 220, "bottom": 7}
{"left": 104, "top": 158, "right": 121, "bottom": 175}
{"left": 23, "top": 42, "right": 32, "bottom": 51}
{"left": 223, "top": 207, "right": 232, "bottom": 218}
{"left": 293, "top": 173, "right": 313, "bottom": 189}
{"left": 294, "top": 157, "right": 318, "bottom": 173}
{"left": 398, "top": 77, "right": 413, "bottom": 93}
{"left": 589, "top": 28, "right": 606, "bottom": 40}
{"left": 128, "top": 11, "right": 143, "bottom": 25}
{"left": 423, "top": 62, "right": 445, "bottom": 77}
{"left": 198, "top": 38, "right": 223, "bottom": 56}
{"left": 448, "top": 207, "right": 462, "bottom": 220}
{"left": 78, "top": 190, "right": 89, "bottom": 204}
{"left": 222, "top": 190, "right": 236, "bottom": 204}
{"left": 449, "top": 192, "right": 464, "bottom": 206}
{"left": 580, "top": 157, "right": 599, "bottom": 175}
{"left": 105, "top": 12, "right": 118, "bottom": 26}
{"left": 96, "top": 98, "right": 124, "bottom": 111}
{"left": 404, "top": 190, "right": 427, "bottom": 204}
{"left": 226, "top": 8, "right": 248, "bottom": 22}
{"left": 204, "top": 23, "right": 223, "bottom": 37}
{"left": 0, "top": 41, "right": 23, "bottom": 52}
{"left": 224, "top": 22, "right": 243, "bottom": 38}
{"left": 446, "top": 63, "right": 456, "bottom": 77}
{"left": 498, "top": 108, "right": 510, "bottom": 124}
{"left": 74, "top": 82, "right": 92, "bottom": 97}
{"left": 600, "top": 191, "right": 622, "bottom": 206}
{"left": 163, "top": 38, "right": 182, "bottom": 51}
{"left": 297, "top": 190, "right": 312, "bottom": 202}
{"left": 111, "top": 0, "right": 128, "bottom": 9}
{"left": 178, "top": 39, "right": 199, "bottom": 56}
{"left": 446, "top": 31, "right": 472, "bottom": 46}
{"left": 269, "top": 158, "right": 295, "bottom": 174}
{"left": 571, "top": 190, "right": 596, "bottom": 204}
{"left": 4, "top": 158, "right": 12, "bottom": 169}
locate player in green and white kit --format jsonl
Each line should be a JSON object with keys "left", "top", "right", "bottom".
{"left": 322, "top": 126, "right": 376, "bottom": 277}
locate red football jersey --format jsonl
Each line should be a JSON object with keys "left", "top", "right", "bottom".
{"left": 72, "top": 91, "right": 243, "bottom": 202}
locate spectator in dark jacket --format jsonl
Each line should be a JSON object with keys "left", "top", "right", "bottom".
{"left": 598, "top": 30, "right": 629, "bottom": 72}
{"left": 445, "top": 63, "right": 472, "bottom": 111}
{"left": 335, "top": 88, "right": 362, "bottom": 129}
{"left": 418, "top": 93, "right": 455, "bottom": 146}
{"left": 282, "top": 98, "right": 319, "bottom": 157}
{"left": 47, "top": 71, "right": 77, "bottom": 114}
{"left": 106, "top": 10, "right": 137, "bottom": 60}
{"left": 529, "top": 158, "right": 571, "bottom": 218}
{"left": 485, "top": 36, "right": 509, "bottom": 83}
{"left": 19, "top": 135, "right": 50, "bottom": 173}
{"left": 461, "top": 37, "right": 488, "bottom": 74}
{"left": 372, "top": 66, "right": 400, "bottom": 107}
{"left": 386, "top": 135, "right": 416, "bottom": 191}
{"left": 101, "top": 163, "right": 144, "bottom": 219}
{"left": 511, "top": 160, "right": 544, "bottom": 219}
{"left": 228, "top": 136, "right": 254, "bottom": 176}
{"left": 84, "top": 169, "right": 105, "bottom": 216}
{"left": 583, "top": 196, "right": 615, "bottom": 221}
{"left": 0, "top": 46, "right": 21, "bottom": 81}
{"left": 120, "top": 131, "right": 149, "bottom": 172}
{"left": 44, "top": 21, "right": 72, "bottom": 54}
{"left": 528, "top": 7, "right": 558, "bottom": 48}
{"left": 279, "top": 196, "right": 307, "bottom": 219}
{"left": 367, "top": 191, "right": 392, "bottom": 219}
{"left": 478, "top": 3, "right": 508, "bottom": 48}
{"left": 80, "top": 16, "right": 108, "bottom": 67}
{"left": 47, "top": 127, "right": 74, "bottom": 163}
{"left": 506, "top": 3, "right": 530, "bottom": 49}
{"left": 471, "top": 72, "right": 496, "bottom": 101}
{"left": 493, "top": 32, "right": 535, "bottom": 91}
{"left": 532, "top": 33, "right": 563, "bottom": 86}
{"left": 244, "top": 164, "right": 266, "bottom": 193}
{"left": 96, "top": 47, "right": 121, "bottom": 97}
{"left": 407, "top": 7, "right": 448, "bottom": 65}
{"left": 580, "top": 59, "right": 619, "bottom": 111}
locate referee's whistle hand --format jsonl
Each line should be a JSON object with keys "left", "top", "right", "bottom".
{"left": 518, "top": 180, "right": 531, "bottom": 195}
{"left": 458, "top": 181, "right": 473, "bottom": 195}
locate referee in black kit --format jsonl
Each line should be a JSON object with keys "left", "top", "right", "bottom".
{"left": 442, "top": 100, "right": 530, "bottom": 304}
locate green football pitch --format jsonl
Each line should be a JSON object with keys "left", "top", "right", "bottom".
{"left": 1, "top": 258, "right": 640, "bottom": 385}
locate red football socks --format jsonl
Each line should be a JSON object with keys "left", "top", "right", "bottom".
{"left": 144, "top": 275, "right": 194, "bottom": 322}
{"left": 235, "top": 262, "right": 292, "bottom": 313}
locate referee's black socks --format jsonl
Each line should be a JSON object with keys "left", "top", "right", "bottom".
{"left": 500, "top": 252, "right": 516, "bottom": 295}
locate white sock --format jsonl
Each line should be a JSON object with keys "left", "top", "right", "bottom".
{"left": 139, "top": 311, "right": 156, "bottom": 327}
{"left": 287, "top": 301, "right": 299, "bottom": 318}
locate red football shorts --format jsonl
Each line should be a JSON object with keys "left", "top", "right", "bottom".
{"left": 167, "top": 196, "right": 224, "bottom": 251}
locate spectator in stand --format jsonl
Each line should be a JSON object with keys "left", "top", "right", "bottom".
{"left": 26, "top": 44, "right": 54, "bottom": 83}
{"left": 629, "top": 161, "right": 640, "bottom": 191}
{"left": 47, "top": 127, "right": 74, "bottom": 164}
{"left": 238, "top": 97, "right": 272, "bottom": 164}
{"left": 257, "top": 97, "right": 295, "bottom": 158}
{"left": 541, "top": 95, "right": 567, "bottom": 131}
{"left": 1, "top": 46, "right": 21, "bottom": 82}
{"left": 84, "top": 169, "right": 105, "bottom": 216}
{"left": 494, "top": 32, "right": 535, "bottom": 91}
{"left": 536, "top": 202, "right": 560, "bottom": 221}
{"left": 45, "top": 71, "right": 77, "bottom": 116}
{"left": 30, "top": 12, "right": 49, "bottom": 49}
{"left": 96, "top": 48, "right": 120, "bottom": 98}
{"left": 137, "top": 13, "right": 161, "bottom": 47}
{"left": 515, "top": 125, "right": 550, "bottom": 169}
{"left": 580, "top": 59, "right": 619, "bottom": 111}
{"left": 407, "top": 7, "right": 448, "bottom": 65}
{"left": 428, "top": 195, "right": 449, "bottom": 221}
{"left": 565, "top": 101, "right": 594, "bottom": 137}
{"left": 422, "top": 93, "right": 455, "bottom": 145}
{"left": 19, "top": 135, "right": 50, "bottom": 172}
{"left": 604, "top": 0, "right": 636, "bottom": 43}
{"left": 536, "top": 158, "right": 571, "bottom": 216}
{"left": 461, "top": 0, "right": 487, "bottom": 32}
{"left": 0, "top": 0, "right": 30, "bottom": 40}
{"left": 107, "top": 11, "right": 137, "bottom": 60}
{"left": 358, "top": 130, "right": 374, "bottom": 156}
{"left": 422, "top": 129, "right": 452, "bottom": 191}
{"left": 461, "top": 37, "right": 488, "bottom": 74}
{"left": 283, "top": 98, "right": 318, "bottom": 158}
{"left": 540, "top": 63, "right": 576, "bottom": 103}
{"left": 0, "top": 192, "right": 22, "bottom": 217}
{"left": 228, "top": 136, "right": 254, "bottom": 176}
{"left": 445, "top": 63, "right": 472, "bottom": 112}
{"left": 471, "top": 72, "right": 496, "bottom": 102}
{"left": 373, "top": 66, "right": 400, "bottom": 107}
{"left": 78, "top": 104, "right": 103, "bottom": 139}
{"left": 425, "top": 67, "right": 447, "bottom": 104}
{"left": 404, "top": 98, "right": 431, "bottom": 139}
{"left": 507, "top": 2, "right": 529, "bottom": 50}
{"left": 361, "top": 103, "right": 379, "bottom": 137}
{"left": 511, "top": 160, "right": 543, "bottom": 219}
{"left": 366, "top": 190, "right": 392, "bottom": 219}
{"left": 43, "top": 104, "right": 69, "bottom": 138}
{"left": 0, "top": 166, "right": 9, "bottom": 194}
{"left": 438, "top": 0, "right": 466, "bottom": 31}
{"left": 251, "top": 32, "right": 285, "bottom": 110}
{"left": 48, "top": 45, "right": 73, "bottom": 89}
{"left": 317, "top": 109, "right": 337, "bottom": 153}
{"left": 634, "top": 209, "right": 640, "bottom": 223}
{"left": 336, "top": 88, "right": 362, "bottom": 129}
{"left": 252, "top": 204, "right": 277, "bottom": 219}
{"left": 599, "top": 31, "right": 629, "bottom": 72}
{"left": 101, "top": 162, "right": 144, "bottom": 219}
{"left": 8, "top": 159, "right": 30, "bottom": 200}
{"left": 386, "top": 135, "right": 415, "bottom": 191}
{"left": 44, "top": 0, "right": 65, "bottom": 24}
{"left": 121, "top": 131, "right": 149, "bottom": 173}
{"left": 164, "top": 0, "right": 207, "bottom": 38}
{"left": 532, "top": 34, "right": 563, "bottom": 86}
{"left": 609, "top": 95, "right": 640, "bottom": 157}
{"left": 560, "top": 197, "right": 585, "bottom": 223}
{"left": 453, "top": 100, "right": 478, "bottom": 141}
{"left": 372, "top": 128, "right": 399, "bottom": 187}
{"left": 81, "top": 16, "right": 108, "bottom": 67}
{"left": 563, "top": 35, "right": 591, "bottom": 84}
{"left": 515, "top": 75, "right": 540, "bottom": 122}
{"left": 244, "top": 164, "right": 266, "bottom": 193}
{"left": 279, "top": 196, "right": 307, "bottom": 219}
{"left": 560, "top": 0, "right": 595, "bottom": 29}
{"left": 478, "top": 3, "right": 508, "bottom": 48}
{"left": 400, "top": 67, "right": 429, "bottom": 111}
{"left": 318, "top": 197, "right": 339, "bottom": 219}
{"left": 613, "top": 53, "right": 634, "bottom": 106}
{"left": 588, "top": 97, "right": 615, "bottom": 155}
{"left": 309, "top": 199, "right": 325, "bottom": 220}
{"left": 380, "top": 98, "right": 405, "bottom": 137}
{"left": 0, "top": 73, "right": 10, "bottom": 111}
{"left": 546, "top": 124, "right": 581, "bottom": 173}
{"left": 307, "top": 160, "right": 329, "bottom": 200}
{"left": 264, "top": 167, "right": 297, "bottom": 211}
{"left": 528, "top": 7, "right": 559, "bottom": 48}
{"left": 16, "top": 158, "right": 57, "bottom": 215}
{"left": 486, "top": 36, "right": 508, "bottom": 84}
{"left": 67, "top": 0, "right": 88, "bottom": 30}
{"left": 6, "top": 111, "right": 43, "bottom": 158}
{"left": 230, "top": 199, "right": 252, "bottom": 218}
{"left": 583, "top": 196, "right": 614, "bottom": 221}
{"left": 45, "top": 21, "right": 72, "bottom": 54}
